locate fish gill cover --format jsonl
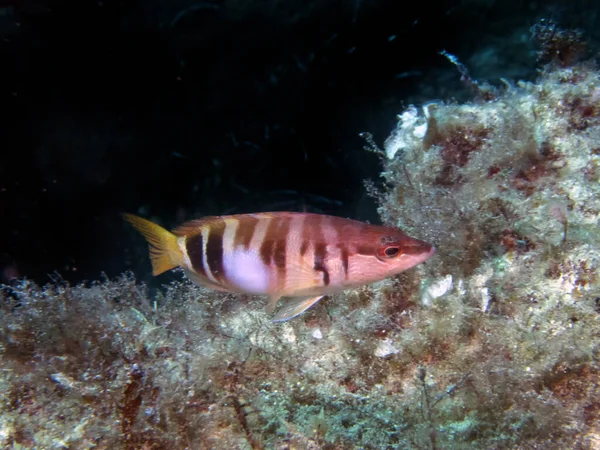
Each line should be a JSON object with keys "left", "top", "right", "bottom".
{"left": 2, "top": 20, "right": 600, "bottom": 450}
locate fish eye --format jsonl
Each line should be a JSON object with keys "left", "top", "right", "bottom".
{"left": 384, "top": 246, "right": 400, "bottom": 257}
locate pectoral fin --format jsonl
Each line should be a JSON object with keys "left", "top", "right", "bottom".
{"left": 271, "top": 295, "right": 326, "bottom": 322}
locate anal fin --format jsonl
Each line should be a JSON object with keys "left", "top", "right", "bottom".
{"left": 271, "top": 295, "right": 325, "bottom": 322}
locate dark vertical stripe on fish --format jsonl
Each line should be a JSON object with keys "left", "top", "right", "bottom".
{"left": 186, "top": 233, "right": 206, "bottom": 277}
{"left": 313, "top": 242, "right": 330, "bottom": 286}
{"left": 206, "top": 221, "right": 225, "bottom": 279}
{"left": 260, "top": 218, "right": 278, "bottom": 266}
{"left": 339, "top": 244, "right": 349, "bottom": 279}
{"left": 309, "top": 214, "right": 329, "bottom": 285}
{"left": 272, "top": 217, "right": 290, "bottom": 272}
{"left": 234, "top": 216, "right": 258, "bottom": 249}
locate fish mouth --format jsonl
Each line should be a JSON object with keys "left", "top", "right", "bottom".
{"left": 416, "top": 245, "right": 436, "bottom": 265}
{"left": 388, "top": 241, "right": 436, "bottom": 273}
{"left": 407, "top": 240, "right": 436, "bottom": 266}
{"left": 408, "top": 238, "right": 436, "bottom": 256}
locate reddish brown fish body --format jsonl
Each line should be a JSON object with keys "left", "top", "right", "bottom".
{"left": 124, "top": 211, "right": 436, "bottom": 321}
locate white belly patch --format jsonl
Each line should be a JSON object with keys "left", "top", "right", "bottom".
{"left": 223, "top": 249, "right": 271, "bottom": 294}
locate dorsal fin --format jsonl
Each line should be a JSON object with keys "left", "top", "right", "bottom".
{"left": 173, "top": 218, "right": 218, "bottom": 237}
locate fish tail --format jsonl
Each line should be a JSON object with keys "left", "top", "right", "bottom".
{"left": 123, "top": 213, "right": 183, "bottom": 275}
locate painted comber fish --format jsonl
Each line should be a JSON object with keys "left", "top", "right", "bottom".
{"left": 123, "top": 212, "right": 436, "bottom": 322}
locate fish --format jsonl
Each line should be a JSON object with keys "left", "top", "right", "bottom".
{"left": 123, "top": 212, "right": 436, "bottom": 322}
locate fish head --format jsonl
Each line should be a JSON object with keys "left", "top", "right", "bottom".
{"left": 376, "top": 231, "right": 435, "bottom": 272}
{"left": 349, "top": 224, "right": 436, "bottom": 282}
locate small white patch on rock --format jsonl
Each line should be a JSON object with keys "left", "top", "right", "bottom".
{"left": 281, "top": 325, "right": 296, "bottom": 344}
{"left": 375, "top": 338, "right": 400, "bottom": 358}
{"left": 469, "top": 266, "right": 494, "bottom": 312}
{"left": 384, "top": 105, "right": 428, "bottom": 160}
{"left": 480, "top": 287, "right": 491, "bottom": 313}
{"left": 421, "top": 275, "right": 453, "bottom": 306}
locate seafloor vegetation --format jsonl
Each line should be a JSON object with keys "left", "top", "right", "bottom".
{"left": 1, "top": 21, "right": 599, "bottom": 449}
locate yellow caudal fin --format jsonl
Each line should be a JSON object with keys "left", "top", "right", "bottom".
{"left": 122, "top": 213, "right": 183, "bottom": 275}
